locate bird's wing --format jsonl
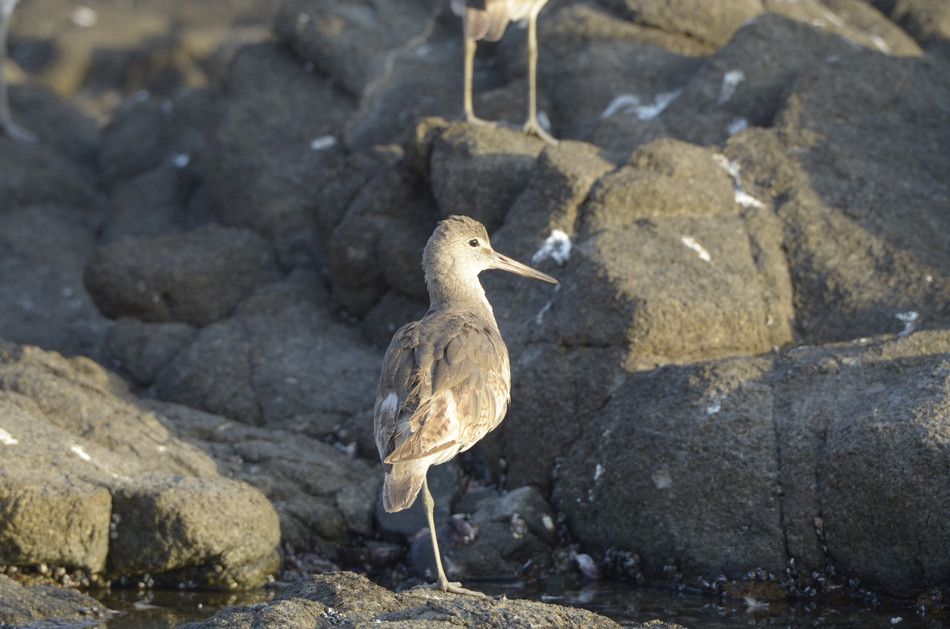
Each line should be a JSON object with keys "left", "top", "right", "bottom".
{"left": 377, "top": 316, "right": 510, "bottom": 464}
{"left": 461, "top": 0, "right": 511, "bottom": 42}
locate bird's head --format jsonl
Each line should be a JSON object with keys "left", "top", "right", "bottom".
{"left": 423, "top": 215, "right": 558, "bottom": 287}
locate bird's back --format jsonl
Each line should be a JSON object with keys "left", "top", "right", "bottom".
{"left": 374, "top": 308, "right": 511, "bottom": 511}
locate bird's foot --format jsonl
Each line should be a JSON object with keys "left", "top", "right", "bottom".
{"left": 464, "top": 113, "right": 497, "bottom": 128}
{"left": 2, "top": 120, "right": 37, "bottom": 144}
{"left": 415, "top": 580, "right": 488, "bottom": 598}
{"left": 522, "top": 119, "right": 558, "bottom": 145}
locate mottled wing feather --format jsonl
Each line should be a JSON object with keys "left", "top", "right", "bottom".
{"left": 377, "top": 316, "right": 511, "bottom": 465}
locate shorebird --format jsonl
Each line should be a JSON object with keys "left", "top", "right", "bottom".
{"left": 374, "top": 215, "right": 557, "bottom": 595}
{"left": 0, "top": 0, "right": 34, "bottom": 143}
{"left": 452, "top": 0, "right": 557, "bottom": 144}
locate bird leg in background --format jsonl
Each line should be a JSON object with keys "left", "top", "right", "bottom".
{"left": 421, "top": 474, "right": 486, "bottom": 597}
{"left": 463, "top": 36, "right": 495, "bottom": 128}
{"left": 0, "top": 0, "right": 35, "bottom": 143}
{"left": 522, "top": 3, "right": 556, "bottom": 145}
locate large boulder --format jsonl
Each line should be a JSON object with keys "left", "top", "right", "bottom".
{"left": 155, "top": 269, "right": 381, "bottom": 434}
{"left": 0, "top": 341, "right": 281, "bottom": 588}
{"left": 725, "top": 50, "right": 950, "bottom": 343}
{"left": 554, "top": 330, "right": 950, "bottom": 597}
{"left": 84, "top": 224, "right": 282, "bottom": 326}
{"left": 180, "top": 572, "right": 635, "bottom": 628}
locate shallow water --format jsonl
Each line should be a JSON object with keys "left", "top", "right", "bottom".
{"left": 92, "top": 579, "right": 944, "bottom": 628}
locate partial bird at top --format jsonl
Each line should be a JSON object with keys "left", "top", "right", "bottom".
{"left": 374, "top": 215, "right": 558, "bottom": 595}
{"left": 451, "top": 0, "right": 557, "bottom": 144}
{"left": 0, "top": 0, "right": 36, "bottom": 143}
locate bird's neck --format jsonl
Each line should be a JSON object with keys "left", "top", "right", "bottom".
{"left": 426, "top": 271, "right": 494, "bottom": 317}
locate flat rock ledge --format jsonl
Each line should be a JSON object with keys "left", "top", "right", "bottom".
{"left": 0, "top": 574, "right": 107, "bottom": 626}
{"left": 181, "top": 572, "right": 677, "bottom": 628}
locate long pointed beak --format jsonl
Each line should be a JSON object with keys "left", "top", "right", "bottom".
{"left": 490, "top": 251, "right": 559, "bottom": 285}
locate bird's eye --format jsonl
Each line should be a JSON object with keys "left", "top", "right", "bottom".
{"left": 468, "top": 239, "right": 480, "bottom": 247}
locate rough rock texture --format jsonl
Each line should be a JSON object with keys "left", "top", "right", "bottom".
{"left": 84, "top": 224, "right": 282, "bottom": 326}
{"left": 155, "top": 270, "right": 381, "bottom": 433}
{"left": 104, "top": 318, "right": 197, "bottom": 386}
{"left": 554, "top": 331, "right": 950, "bottom": 596}
{"left": 181, "top": 572, "right": 631, "bottom": 628}
{"left": 152, "top": 400, "right": 381, "bottom": 556}
{"left": 0, "top": 341, "right": 280, "bottom": 587}
{"left": 0, "top": 575, "right": 107, "bottom": 626}
{"left": 409, "top": 486, "right": 558, "bottom": 581}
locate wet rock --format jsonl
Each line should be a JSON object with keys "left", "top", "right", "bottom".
{"left": 375, "top": 462, "right": 462, "bottom": 539}
{"left": 155, "top": 269, "right": 381, "bottom": 433}
{"left": 0, "top": 575, "right": 107, "bottom": 626}
{"left": 429, "top": 122, "right": 546, "bottom": 232}
{"left": 0, "top": 205, "right": 111, "bottom": 361}
{"left": 726, "top": 49, "right": 950, "bottom": 342}
{"left": 554, "top": 331, "right": 950, "bottom": 596}
{"left": 104, "top": 318, "right": 197, "bottom": 386}
{"left": 84, "top": 224, "right": 282, "bottom": 326}
{"left": 181, "top": 571, "right": 627, "bottom": 628}
{"left": 205, "top": 43, "right": 352, "bottom": 266}
{"left": 0, "top": 341, "right": 280, "bottom": 587}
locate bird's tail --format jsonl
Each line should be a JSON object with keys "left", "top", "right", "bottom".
{"left": 383, "top": 462, "right": 426, "bottom": 513}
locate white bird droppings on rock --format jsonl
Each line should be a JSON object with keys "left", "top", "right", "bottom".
{"left": 890, "top": 617, "right": 903, "bottom": 625}
{"left": 535, "top": 300, "right": 552, "bottom": 326}
{"left": 896, "top": 311, "right": 919, "bottom": 337}
{"left": 680, "top": 236, "right": 712, "bottom": 263}
{"left": 538, "top": 110, "right": 552, "bottom": 131}
{"left": 310, "top": 135, "right": 337, "bottom": 151}
{"left": 706, "top": 399, "right": 722, "bottom": 415}
{"left": 70, "top": 6, "right": 98, "bottom": 28}
{"left": 728, "top": 117, "right": 749, "bottom": 135}
{"left": 70, "top": 444, "right": 92, "bottom": 462}
{"left": 651, "top": 470, "right": 672, "bottom": 489}
{"left": 714, "top": 154, "right": 767, "bottom": 209}
{"left": 593, "top": 463, "right": 604, "bottom": 481}
{"left": 718, "top": 70, "right": 745, "bottom": 104}
{"left": 600, "top": 94, "right": 640, "bottom": 119}
{"left": 744, "top": 596, "right": 769, "bottom": 612}
{"left": 532, "top": 229, "right": 571, "bottom": 266}
{"left": 542, "top": 514, "right": 555, "bottom": 532}
{"left": 0, "top": 428, "right": 18, "bottom": 445}
{"left": 172, "top": 153, "right": 191, "bottom": 169}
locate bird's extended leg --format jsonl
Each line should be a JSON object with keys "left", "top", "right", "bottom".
{"left": 420, "top": 475, "right": 486, "bottom": 597}
{"left": 463, "top": 35, "right": 494, "bottom": 128}
{"left": 0, "top": 0, "right": 35, "bottom": 144}
{"left": 522, "top": 2, "right": 556, "bottom": 145}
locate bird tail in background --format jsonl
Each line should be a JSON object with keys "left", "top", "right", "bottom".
{"left": 383, "top": 462, "right": 425, "bottom": 513}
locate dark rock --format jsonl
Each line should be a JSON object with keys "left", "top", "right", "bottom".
{"left": 874, "top": 0, "right": 950, "bottom": 46}
{"left": 725, "top": 50, "right": 950, "bottom": 343}
{"left": 0, "top": 341, "right": 280, "bottom": 587}
{"left": 181, "top": 572, "right": 629, "bottom": 628}
{"left": 155, "top": 269, "right": 381, "bottom": 433}
{"left": 205, "top": 43, "right": 352, "bottom": 266}
{"left": 0, "top": 134, "right": 101, "bottom": 212}
{"left": 554, "top": 330, "right": 950, "bottom": 596}
{"left": 0, "top": 205, "right": 111, "bottom": 361}
{"left": 375, "top": 462, "right": 462, "bottom": 539}
{"left": 360, "top": 291, "right": 428, "bottom": 349}
{"left": 105, "top": 318, "right": 197, "bottom": 386}
{"left": 274, "top": 0, "right": 443, "bottom": 99}
{"left": 429, "top": 122, "right": 546, "bottom": 232}
{"left": 100, "top": 162, "right": 196, "bottom": 244}
{"left": 608, "top": 0, "right": 764, "bottom": 48}
{"left": 84, "top": 224, "right": 282, "bottom": 326}
{"left": 8, "top": 84, "right": 100, "bottom": 165}
{"left": 0, "top": 575, "right": 107, "bottom": 626}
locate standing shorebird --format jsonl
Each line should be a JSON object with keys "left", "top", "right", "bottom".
{"left": 374, "top": 215, "right": 557, "bottom": 595}
{"left": 0, "top": 0, "right": 34, "bottom": 143}
{"left": 452, "top": 0, "right": 557, "bottom": 144}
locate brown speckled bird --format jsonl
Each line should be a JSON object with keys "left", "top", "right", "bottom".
{"left": 374, "top": 216, "right": 557, "bottom": 595}
{"left": 451, "top": 0, "right": 556, "bottom": 144}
